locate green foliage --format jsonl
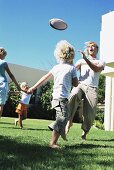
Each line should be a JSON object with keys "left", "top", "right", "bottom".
{"left": 96, "top": 108, "right": 104, "bottom": 123}
{"left": 98, "top": 74, "right": 105, "bottom": 103}
{"left": 94, "top": 120, "right": 104, "bottom": 130}
{"left": 3, "top": 82, "right": 21, "bottom": 117}
{"left": 8, "top": 81, "right": 21, "bottom": 107}
{"left": 93, "top": 75, "right": 106, "bottom": 129}
{"left": 4, "top": 74, "right": 106, "bottom": 122}
{"left": 3, "top": 80, "right": 55, "bottom": 120}
{"left": 94, "top": 108, "right": 104, "bottom": 129}
{"left": 39, "top": 80, "right": 53, "bottom": 111}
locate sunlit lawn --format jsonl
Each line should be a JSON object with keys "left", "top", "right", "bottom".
{"left": 0, "top": 117, "right": 114, "bottom": 170}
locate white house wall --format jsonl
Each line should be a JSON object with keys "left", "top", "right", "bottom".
{"left": 104, "top": 77, "right": 114, "bottom": 131}
{"left": 7, "top": 63, "right": 48, "bottom": 86}
{"left": 100, "top": 11, "right": 114, "bottom": 67}
{"left": 102, "top": 66, "right": 114, "bottom": 77}
{"left": 100, "top": 11, "right": 114, "bottom": 131}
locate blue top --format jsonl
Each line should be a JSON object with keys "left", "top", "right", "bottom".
{"left": 0, "top": 59, "right": 8, "bottom": 83}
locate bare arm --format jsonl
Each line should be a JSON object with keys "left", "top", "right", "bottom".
{"left": 5, "top": 65, "right": 21, "bottom": 91}
{"left": 78, "top": 50, "right": 104, "bottom": 72}
{"left": 28, "top": 72, "right": 53, "bottom": 93}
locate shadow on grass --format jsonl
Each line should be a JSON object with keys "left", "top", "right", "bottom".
{"left": 0, "top": 135, "right": 55, "bottom": 169}
{"left": 0, "top": 126, "right": 49, "bottom": 131}
{"left": 21, "top": 128, "right": 50, "bottom": 131}
{"left": 0, "top": 121, "right": 14, "bottom": 125}
{"left": 0, "top": 135, "right": 114, "bottom": 170}
{"left": 88, "top": 138, "right": 114, "bottom": 142}
{"left": 64, "top": 143, "right": 114, "bottom": 149}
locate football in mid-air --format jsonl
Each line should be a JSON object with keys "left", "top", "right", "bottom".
{"left": 49, "top": 18, "right": 68, "bottom": 30}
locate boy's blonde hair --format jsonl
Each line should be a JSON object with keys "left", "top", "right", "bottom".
{"left": 84, "top": 41, "right": 99, "bottom": 55}
{"left": 54, "top": 40, "right": 75, "bottom": 63}
{"left": 0, "top": 47, "right": 7, "bottom": 57}
{"left": 20, "top": 82, "right": 28, "bottom": 89}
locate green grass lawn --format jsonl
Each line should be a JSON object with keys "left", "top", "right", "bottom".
{"left": 0, "top": 117, "right": 114, "bottom": 170}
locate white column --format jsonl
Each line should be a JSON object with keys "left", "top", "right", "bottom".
{"left": 111, "top": 78, "right": 114, "bottom": 130}
{"left": 100, "top": 11, "right": 114, "bottom": 131}
{"left": 104, "top": 76, "right": 112, "bottom": 130}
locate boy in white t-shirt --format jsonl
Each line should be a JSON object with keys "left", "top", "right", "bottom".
{"left": 28, "top": 40, "right": 78, "bottom": 148}
{"left": 15, "top": 82, "right": 32, "bottom": 128}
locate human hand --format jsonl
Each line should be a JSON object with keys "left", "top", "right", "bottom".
{"left": 27, "top": 87, "right": 34, "bottom": 93}
{"left": 78, "top": 50, "right": 86, "bottom": 59}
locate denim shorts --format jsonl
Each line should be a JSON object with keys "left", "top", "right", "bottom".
{"left": 0, "top": 82, "right": 8, "bottom": 105}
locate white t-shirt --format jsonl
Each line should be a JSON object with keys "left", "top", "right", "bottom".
{"left": 50, "top": 63, "right": 77, "bottom": 99}
{"left": 20, "top": 91, "right": 32, "bottom": 105}
{"left": 76, "top": 57, "right": 105, "bottom": 88}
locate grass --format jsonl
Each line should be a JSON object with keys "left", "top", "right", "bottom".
{"left": 0, "top": 117, "right": 114, "bottom": 170}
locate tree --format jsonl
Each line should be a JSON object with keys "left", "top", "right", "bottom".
{"left": 39, "top": 80, "right": 53, "bottom": 110}
{"left": 3, "top": 81, "right": 20, "bottom": 117}
{"left": 98, "top": 74, "right": 105, "bottom": 103}
{"left": 36, "top": 80, "right": 56, "bottom": 120}
{"left": 3, "top": 74, "right": 106, "bottom": 121}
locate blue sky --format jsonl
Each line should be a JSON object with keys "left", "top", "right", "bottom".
{"left": 0, "top": 0, "right": 114, "bottom": 71}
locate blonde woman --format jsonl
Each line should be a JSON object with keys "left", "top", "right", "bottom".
{"left": 28, "top": 40, "right": 78, "bottom": 148}
{"left": 0, "top": 47, "right": 21, "bottom": 118}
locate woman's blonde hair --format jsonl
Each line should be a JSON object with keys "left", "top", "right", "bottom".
{"left": 54, "top": 40, "right": 75, "bottom": 63}
{"left": 84, "top": 41, "right": 99, "bottom": 55}
{"left": 0, "top": 47, "right": 7, "bottom": 57}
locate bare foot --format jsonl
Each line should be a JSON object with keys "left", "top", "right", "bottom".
{"left": 49, "top": 144, "right": 60, "bottom": 149}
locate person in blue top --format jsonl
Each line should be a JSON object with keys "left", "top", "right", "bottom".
{"left": 0, "top": 47, "right": 21, "bottom": 118}
{"left": 28, "top": 40, "right": 78, "bottom": 148}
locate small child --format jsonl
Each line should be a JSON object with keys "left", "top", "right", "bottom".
{"left": 15, "top": 82, "right": 32, "bottom": 128}
{"left": 28, "top": 40, "right": 78, "bottom": 148}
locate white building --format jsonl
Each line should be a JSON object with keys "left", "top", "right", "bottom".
{"left": 7, "top": 63, "right": 48, "bottom": 86}
{"left": 100, "top": 11, "right": 114, "bottom": 131}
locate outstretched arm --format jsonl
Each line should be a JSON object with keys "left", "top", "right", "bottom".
{"left": 5, "top": 65, "right": 21, "bottom": 91}
{"left": 28, "top": 72, "right": 53, "bottom": 93}
{"left": 78, "top": 50, "right": 104, "bottom": 72}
